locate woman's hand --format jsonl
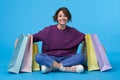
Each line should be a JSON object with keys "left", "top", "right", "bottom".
{"left": 14, "top": 38, "right": 19, "bottom": 48}
{"left": 14, "top": 34, "right": 32, "bottom": 48}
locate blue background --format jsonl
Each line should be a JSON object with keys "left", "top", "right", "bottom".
{"left": 0, "top": 0, "right": 120, "bottom": 80}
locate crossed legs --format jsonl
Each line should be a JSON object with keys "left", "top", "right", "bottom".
{"left": 35, "top": 53, "right": 85, "bottom": 73}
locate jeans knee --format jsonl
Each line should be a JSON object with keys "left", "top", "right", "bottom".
{"left": 35, "top": 54, "right": 39, "bottom": 62}
{"left": 77, "top": 54, "right": 85, "bottom": 64}
{"left": 35, "top": 53, "right": 43, "bottom": 63}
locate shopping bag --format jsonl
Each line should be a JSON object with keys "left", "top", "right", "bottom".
{"left": 8, "top": 34, "right": 28, "bottom": 73}
{"left": 90, "top": 34, "right": 112, "bottom": 71}
{"left": 32, "top": 43, "right": 40, "bottom": 71}
{"left": 85, "top": 34, "right": 99, "bottom": 71}
{"left": 20, "top": 35, "right": 33, "bottom": 72}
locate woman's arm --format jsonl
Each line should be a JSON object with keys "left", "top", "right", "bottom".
{"left": 81, "top": 41, "right": 86, "bottom": 53}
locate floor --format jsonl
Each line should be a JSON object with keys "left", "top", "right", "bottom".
{"left": 1, "top": 52, "right": 120, "bottom": 80}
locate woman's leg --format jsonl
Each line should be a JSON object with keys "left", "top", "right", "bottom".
{"left": 58, "top": 53, "right": 85, "bottom": 73}
{"left": 50, "top": 53, "right": 85, "bottom": 73}
{"left": 35, "top": 53, "right": 62, "bottom": 73}
{"left": 35, "top": 53, "right": 85, "bottom": 73}
{"left": 61, "top": 53, "right": 85, "bottom": 67}
{"left": 35, "top": 53, "right": 55, "bottom": 68}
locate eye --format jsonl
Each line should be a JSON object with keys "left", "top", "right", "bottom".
{"left": 58, "top": 14, "right": 62, "bottom": 17}
{"left": 64, "top": 15, "right": 67, "bottom": 17}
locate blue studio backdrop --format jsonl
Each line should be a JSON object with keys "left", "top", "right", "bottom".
{"left": 0, "top": 0, "right": 120, "bottom": 80}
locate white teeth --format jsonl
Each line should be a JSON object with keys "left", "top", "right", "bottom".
{"left": 60, "top": 20, "right": 66, "bottom": 22}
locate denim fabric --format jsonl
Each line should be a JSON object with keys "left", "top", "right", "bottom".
{"left": 35, "top": 53, "right": 85, "bottom": 68}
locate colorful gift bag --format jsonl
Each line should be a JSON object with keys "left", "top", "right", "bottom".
{"left": 85, "top": 34, "right": 99, "bottom": 71}
{"left": 90, "top": 34, "right": 112, "bottom": 71}
{"left": 32, "top": 43, "right": 40, "bottom": 71}
{"left": 20, "top": 35, "right": 33, "bottom": 72}
{"left": 8, "top": 34, "right": 28, "bottom": 73}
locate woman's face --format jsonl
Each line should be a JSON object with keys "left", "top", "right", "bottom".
{"left": 57, "top": 10, "right": 68, "bottom": 25}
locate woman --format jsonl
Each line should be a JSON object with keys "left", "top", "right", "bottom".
{"left": 33, "top": 7, "right": 86, "bottom": 73}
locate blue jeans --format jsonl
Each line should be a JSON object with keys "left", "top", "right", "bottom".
{"left": 35, "top": 53, "right": 85, "bottom": 68}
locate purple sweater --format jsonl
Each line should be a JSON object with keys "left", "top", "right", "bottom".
{"left": 33, "top": 25, "right": 85, "bottom": 57}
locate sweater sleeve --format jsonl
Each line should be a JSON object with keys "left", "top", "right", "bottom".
{"left": 80, "top": 32, "right": 85, "bottom": 42}
{"left": 72, "top": 27, "right": 85, "bottom": 43}
{"left": 33, "top": 27, "right": 49, "bottom": 42}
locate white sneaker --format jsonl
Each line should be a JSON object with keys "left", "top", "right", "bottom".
{"left": 71, "top": 64, "right": 84, "bottom": 73}
{"left": 41, "top": 65, "right": 51, "bottom": 73}
{"left": 60, "top": 64, "right": 84, "bottom": 73}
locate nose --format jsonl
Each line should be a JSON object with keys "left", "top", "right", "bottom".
{"left": 61, "top": 16, "right": 66, "bottom": 20}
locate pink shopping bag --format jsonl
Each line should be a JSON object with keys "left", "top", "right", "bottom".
{"left": 90, "top": 34, "right": 112, "bottom": 71}
{"left": 20, "top": 35, "right": 33, "bottom": 72}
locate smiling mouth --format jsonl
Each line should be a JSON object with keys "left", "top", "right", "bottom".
{"left": 60, "top": 20, "right": 67, "bottom": 22}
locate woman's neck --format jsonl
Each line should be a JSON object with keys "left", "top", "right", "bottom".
{"left": 57, "top": 24, "right": 66, "bottom": 30}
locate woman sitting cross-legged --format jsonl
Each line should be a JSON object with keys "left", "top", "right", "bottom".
{"left": 33, "top": 7, "right": 86, "bottom": 73}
